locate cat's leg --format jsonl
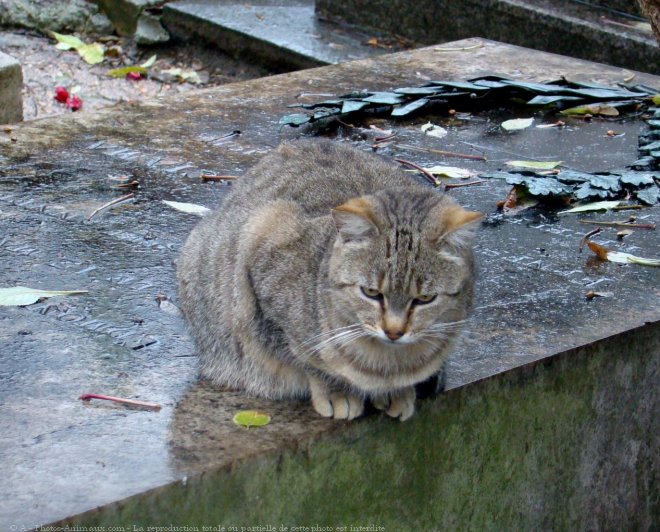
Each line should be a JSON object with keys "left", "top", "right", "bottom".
{"left": 372, "top": 386, "right": 416, "bottom": 421}
{"left": 309, "top": 376, "right": 364, "bottom": 420}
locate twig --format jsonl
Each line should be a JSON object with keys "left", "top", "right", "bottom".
{"left": 374, "top": 132, "right": 398, "bottom": 143}
{"left": 396, "top": 143, "right": 487, "bottom": 161}
{"left": 87, "top": 193, "right": 135, "bottom": 221}
{"left": 444, "top": 180, "right": 487, "bottom": 190}
{"left": 394, "top": 158, "right": 438, "bottom": 185}
{"left": 115, "top": 180, "right": 139, "bottom": 189}
{"left": 80, "top": 393, "right": 162, "bottom": 411}
{"left": 201, "top": 174, "right": 238, "bottom": 181}
{"left": 578, "top": 220, "right": 656, "bottom": 230}
{"left": 579, "top": 227, "right": 602, "bottom": 253}
{"left": 611, "top": 204, "right": 646, "bottom": 211}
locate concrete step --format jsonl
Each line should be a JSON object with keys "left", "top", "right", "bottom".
{"left": 318, "top": 0, "right": 659, "bottom": 74}
{"left": 162, "top": 0, "right": 407, "bottom": 72}
{"left": 0, "top": 51, "right": 23, "bottom": 124}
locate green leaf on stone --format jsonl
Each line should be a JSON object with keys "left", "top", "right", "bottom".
{"left": 363, "top": 92, "right": 404, "bottom": 105}
{"left": 575, "top": 182, "right": 612, "bottom": 200}
{"left": 558, "top": 200, "right": 621, "bottom": 214}
{"left": 0, "top": 286, "right": 88, "bottom": 307}
{"left": 635, "top": 184, "right": 659, "bottom": 205}
{"left": 391, "top": 98, "right": 429, "bottom": 116}
{"left": 278, "top": 113, "right": 311, "bottom": 127}
{"left": 107, "top": 66, "right": 148, "bottom": 78}
{"left": 620, "top": 172, "right": 656, "bottom": 186}
{"left": 341, "top": 100, "right": 369, "bottom": 114}
{"left": 162, "top": 200, "right": 211, "bottom": 216}
{"left": 586, "top": 174, "right": 622, "bottom": 192}
{"left": 233, "top": 410, "right": 271, "bottom": 428}
{"left": 652, "top": 95, "right": 660, "bottom": 105}
{"left": 77, "top": 43, "right": 105, "bottom": 65}
{"left": 51, "top": 31, "right": 85, "bottom": 50}
{"left": 506, "top": 160, "right": 563, "bottom": 170}
{"left": 501, "top": 118, "right": 534, "bottom": 131}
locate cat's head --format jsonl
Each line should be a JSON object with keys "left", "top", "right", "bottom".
{"left": 327, "top": 188, "right": 482, "bottom": 350}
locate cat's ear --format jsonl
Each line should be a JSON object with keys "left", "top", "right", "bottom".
{"left": 331, "top": 197, "right": 379, "bottom": 242}
{"left": 432, "top": 204, "right": 483, "bottom": 247}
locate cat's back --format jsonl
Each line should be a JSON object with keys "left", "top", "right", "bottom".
{"left": 222, "top": 139, "right": 424, "bottom": 217}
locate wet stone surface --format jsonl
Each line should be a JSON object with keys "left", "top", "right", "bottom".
{"left": 0, "top": 39, "right": 658, "bottom": 527}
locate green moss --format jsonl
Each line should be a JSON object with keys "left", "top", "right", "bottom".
{"left": 70, "top": 324, "right": 658, "bottom": 529}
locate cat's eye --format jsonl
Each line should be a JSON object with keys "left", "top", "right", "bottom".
{"left": 413, "top": 294, "right": 437, "bottom": 305}
{"left": 360, "top": 287, "right": 382, "bottom": 300}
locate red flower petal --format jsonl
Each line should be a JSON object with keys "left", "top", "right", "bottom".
{"left": 126, "top": 71, "right": 143, "bottom": 81}
{"left": 54, "top": 86, "right": 69, "bottom": 103}
{"left": 66, "top": 95, "right": 83, "bottom": 111}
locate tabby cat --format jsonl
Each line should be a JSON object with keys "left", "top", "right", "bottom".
{"left": 177, "top": 140, "right": 482, "bottom": 421}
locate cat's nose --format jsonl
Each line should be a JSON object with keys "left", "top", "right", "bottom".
{"left": 384, "top": 328, "right": 404, "bottom": 341}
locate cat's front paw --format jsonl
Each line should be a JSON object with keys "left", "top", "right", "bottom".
{"left": 309, "top": 378, "right": 364, "bottom": 420}
{"left": 372, "top": 387, "right": 416, "bottom": 421}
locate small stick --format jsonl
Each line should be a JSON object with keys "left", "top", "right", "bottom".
{"left": 579, "top": 227, "right": 602, "bottom": 253}
{"left": 201, "top": 174, "right": 238, "bottom": 181}
{"left": 444, "top": 179, "right": 486, "bottom": 190}
{"left": 578, "top": 220, "right": 656, "bottom": 230}
{"left": 374, "top": 132, "right": 398, "bottom": 144}
{"left": 116, "top": 180, "right": 139, "bottom": 189}
{"left": 396, "top": 143, "right": 487, "bottom": 161}
{"left": 87, "top": 192, "right": 135, "bottom": 221}
{"left": 394, "top": 158, "right": 438, "bottom": 185}
{"left": 80, "top": 393, "right": 161, "bottom": 411}
{"left": 611, "top": 205, "right": 646, "bottom": 211}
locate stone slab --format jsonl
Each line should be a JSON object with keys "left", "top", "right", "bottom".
{"left": 0, "top": 51, "right": 22, "bottom": 124}
{"left": 0, "top": 38, "right": 658, "bottom": 528}
{"left": 162, "top": 0, "right": 401, "bottom": 71}
{"left": 318, "top": 0, "right": 659, "bottom": 74}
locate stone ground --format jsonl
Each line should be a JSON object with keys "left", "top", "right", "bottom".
{"left": 0, "top": 27, "right": 272, "bottom": 121}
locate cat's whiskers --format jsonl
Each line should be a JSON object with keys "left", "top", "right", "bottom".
{"left": 297, "top": 323, "right": 362, "bottom": 350}
{"left": 302, "top": 325, "right": 366, "bottom": 357}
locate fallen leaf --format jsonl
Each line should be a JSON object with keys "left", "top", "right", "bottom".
{"left": 586, "top": 241, "right": 610, "bottom": 261}
{"left": 0, "top": 286, "right": 88, "bottom": 307}
{"left": 107, "top": 66, "right": 148, "bottom": 78}
{"left": 560, "top": 104, "right": 619, "bottom": 117}
{"left": 501, "top": 118, "right": 534, "bottom": 131}
{"left": 415, "top": 165, "right": 476, "bottom": 179}
{"left": 77, "top": 42, "right": 105, "bottom": 64}
{"left": 51, "top": 31, "right": 85, "bottom": 50}
{"left": 506, "top": 160, "right": 562, "bottom": 170}
{"left": 587, "top": 241, "right": 660, "bottom": 266}
{"left": 141, "top": 54, "right": 157, "bottom": 68}
{"left": 233, "top": 410, "right": 271, "bottom": 428}
{"left": 558, "top": 200, "right": 621, "bottom": 214}
{"left": 652, "top": 95, "right": 660, "bottom": 105}
{"left": 162, "top": 200, "right": 211, "bottom": 216}
{"left": 607, "top": 252, "right": 660, "bottom": 266}
{"left": 421, "top": 122, "right": 448, "bottom": 138}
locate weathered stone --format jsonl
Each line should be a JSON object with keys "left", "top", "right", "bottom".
{"left": 0, "top": 0, "right": 113, "bottom": 34}
{"left": 162, "top": 0, "right": 400, "bottom": 71}
{"left": 93, "top": 0, "right": 161, "bottom": 36}
{"left": 317, "top": 0, "right": 660, "bottom": 74}
{"left": 0, "top": 51, "right": 22, "bottom": 124}
{"left": 134, "top": 12, "right": 169, "bottom": 45}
